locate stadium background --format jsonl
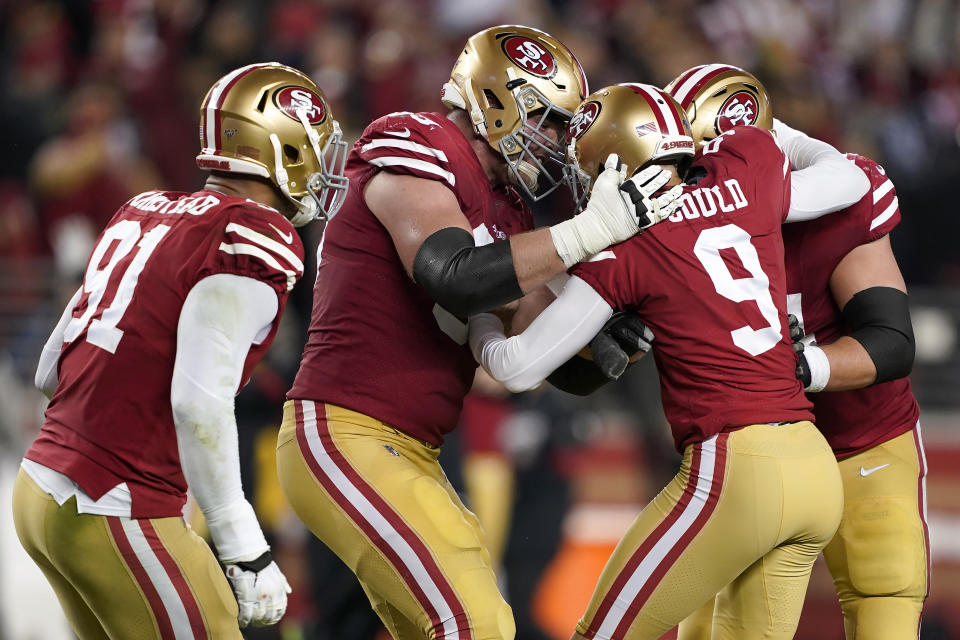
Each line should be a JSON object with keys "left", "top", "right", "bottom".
{"left": 0, "top": 0, "right": 958, "bottom": 638}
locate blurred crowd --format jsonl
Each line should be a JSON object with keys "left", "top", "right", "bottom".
{"left": 1, "top": 0, "right": 959, "bottom": 639}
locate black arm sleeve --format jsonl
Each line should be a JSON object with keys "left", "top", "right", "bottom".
{"left": 546, "top": 355, "right": 613, "bottom": 396}
{"left": 841, "top": 286, "right": 915, "bottom": 384}
{"left": 412, "top": 227, "right": 524, "bottom": 318}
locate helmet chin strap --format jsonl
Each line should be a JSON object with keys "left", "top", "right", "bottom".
{"left": 514, "top": 159, "right": 540, "bottom": 191}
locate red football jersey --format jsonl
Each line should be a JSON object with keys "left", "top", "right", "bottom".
{"left": 289, "top": 112, "right": 534, "bottom": 446}
{"left": 783, "top": 154, "right": 920, "bottom": 458}
{"left": 27, "top": 190, "right": 304, "bottom": 517}
{"left": 573, "top": 126, "right": 813, "bottom": 451}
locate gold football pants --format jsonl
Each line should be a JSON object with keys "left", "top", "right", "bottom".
{"left": 12, "top": 469, "right": 240, "bottom": 640}
{"left": 277, "top": 400, "right": 513, "bottom": 640}
{"left": 576, "top": 421, "right": 843, "bottom": 640}
{"left": 677, "top": 424, "right": 929, "bottom": 640}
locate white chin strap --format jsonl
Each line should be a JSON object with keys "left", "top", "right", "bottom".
{"left": 514, "top": 159, "right": 540, "bottom": 191}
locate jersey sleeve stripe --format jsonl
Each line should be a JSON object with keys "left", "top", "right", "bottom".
{"left": 872, "top": 178, "right": 895, "bottom": 204}
{"left": 218, "top": 242, "right": 298, "bottom": 291}
{"left": 224, "top": 222, "right": 304, "bottom": 272}
{"left": 870, "top": 196, "right": 899, "bottom": 231}
{"left": 361, "top": 139, "right": 449, "bottom": 162}
{"left": 368, "top": 157, "right": 456, "bottom": 187}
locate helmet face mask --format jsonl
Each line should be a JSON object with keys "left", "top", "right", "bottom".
{"left": 564, "top": 83, "right": 695, "bottom": 211}
{"left": 664, "top": 64, "right": 772, "bottom": 145}
{"left": 441, "top": 25, "right": 588, "bottom": 201}
{"left": 197, "top": 63, "right": 349, "bottom": 226}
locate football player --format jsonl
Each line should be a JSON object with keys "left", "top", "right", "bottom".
{"left": 669, "top": 65, "right": 928, "bottom": 640}
{"left": 13, "top": 63, "right": 347, "bottom": 638}
{"left": 468, "top": 83, "right": 844, "bottom": 639}
{"left": 276, "top": 25, "right": 682, "bottom": 640}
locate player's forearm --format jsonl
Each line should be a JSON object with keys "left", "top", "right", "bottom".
{"left": 819, "top": 337, "right": 877, "bottom": 391}
{"left": 509, "top": 228, "right": 570, "bottom": 293}
{"left": 469, "top": 276, "right": 613, "bottom": 392}
{"left": 35, "top": 288, "right": 82, "bottom": 397}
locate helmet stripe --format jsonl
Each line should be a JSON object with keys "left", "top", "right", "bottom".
{"left": 202, "top": 62, "right": 276, "bottom": 154}
{"left": 624, "top": 84, "right": 684, "bottom": 136}
{"left": 670, "top": 64, "right": 742, "bottom": 109}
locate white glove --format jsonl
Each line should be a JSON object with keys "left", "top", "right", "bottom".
{"left": 550, "top": 154, "right": 684, "bottom": 267}
{"left": 223, "top": 551, "right": 292, "bottom": 627}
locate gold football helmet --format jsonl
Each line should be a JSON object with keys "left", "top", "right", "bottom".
{"left": 196, "top": 62, "right": 348, "bottom": 226}
{"left": 564, "top": 83, "right": 695, "bottom": 210}
{"left": 440, "top": 25, "right": 588, "bottom": 201}
{"left": 664, "top": 63, "right": 772, "bottom": 144}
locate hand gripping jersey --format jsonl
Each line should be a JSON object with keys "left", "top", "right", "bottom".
{"left": 573, "top": 126, "right": 813, "bottom": 451}
{"left": 289, "top": 112, "right": 534, "bottom": 446}
{"left": 26, "top": 190, "right": 304, "bottom": 517}
{"left": 783, "top": 154, "right": 920, "bottom": 458}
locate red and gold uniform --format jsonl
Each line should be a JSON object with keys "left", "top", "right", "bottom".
{"left": 569, "top": 127, "right": 842, "bottom": 639}
{"left": 14, "top": 190, "right": 304, "bottom": 638}
{"left": 279, "top": 111, "right": 533, "bottom": 639}
{"left": 783, "top": 154, "right": 928, "bottom": 639}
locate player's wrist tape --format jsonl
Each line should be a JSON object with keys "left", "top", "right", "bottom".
{"left": 550, "top": 199, "right": 633, "bottom": 268}
{"left": 802, "top": 344, "right": 830, "bottom": 392}
{"left": 203, "top": 499, "right": 270, "bottom": 563}
{"left": 413, "top": 227, "right": 523, "bottom": 318}
{"left": 842, "top": 286, "right": 915, "bottom": 384}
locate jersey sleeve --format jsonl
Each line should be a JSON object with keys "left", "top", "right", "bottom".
{"left": 569, "top": 243, "right": 643, "bottom": 311}
{"left": 739, "top": 126, "right": 792, "bottom": 222}
{"left": 356, "top": 112, "right": 459, "bottom": 192}
{"left": 200, "top": 204, "right": 306, "bottom": 295}
{"left": 851, "top": 155, "right": 901, "bottom": 242}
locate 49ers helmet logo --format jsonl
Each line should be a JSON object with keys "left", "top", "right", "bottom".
{"left": 502, "top": 36, "right": 556, "bottom": 78}
{"left": 715, "top": 90, "right": 758, "bottom": 133}
{"left": 274, "top": 86, "right": 327, "bottom": 125}
{"left": 568, "top": 101, "right": 601, "bottom": 141}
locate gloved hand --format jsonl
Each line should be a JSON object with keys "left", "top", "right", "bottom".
{"left": 589, "top": 312, "right": 656, "bottom": 380}
{"left": 788, "top": 313, "right": 830, "bottom": 391}
{"left": 788, "top": 313, "right": 812, "bottom": 388}
{"left": 223, "top": 550, "right": 292, "bottom": 627}
{"left": 550, "top": 155, "right": 683, "bottom": 267}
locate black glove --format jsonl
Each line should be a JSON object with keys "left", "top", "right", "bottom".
{"left": 788, "top": 314, "right": 812, "bottom": 387}
{"left": 589, "top": 312, "right": 655, "bottom": 380}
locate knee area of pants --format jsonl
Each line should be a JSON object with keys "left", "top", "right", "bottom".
{"left": 454, "top": 601, "right": 513, "bottom": 640}
{"left": 412, "top": 477, "right": 482, "bottom": 550}
{"left": 839, "top": 497, "right": 925, "bottom": 595}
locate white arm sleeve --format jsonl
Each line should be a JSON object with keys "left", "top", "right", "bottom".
{"left": 171, "top": 273, "right": 279, "bottom": 563}
{"left": 35, "top": 287, "right": 83, "bottom": 398}
{"left": 775, "top": 119, "right": 871, "bottom": 223}
{"left": 469, "top": 276, "right": 614, "bottom": 392}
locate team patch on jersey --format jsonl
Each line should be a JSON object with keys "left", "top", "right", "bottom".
{"left": 715, "top": 91, "right": 759, "bottom": 133}
{"left": 501, "top": 36, "right": 556, "bottom": 78}
{"left": 274, "top": 85, "right": 327, "bottom": 125}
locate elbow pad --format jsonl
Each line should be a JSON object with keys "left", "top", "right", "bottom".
{"left": 412, "top": 227, "right": 524, "bottom": 318}
{"left": 842, "top": 287, "right": 915, "bottom": 384}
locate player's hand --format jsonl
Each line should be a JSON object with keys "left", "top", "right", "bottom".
{"left": 589, "top": 312, "right": 655, "bottom": 380}
{"left": 619, "top": 163, "right": 684, "bottom": 231}
{"left": 550, "top": 155, "right": 682, "bottom": 268}
{"left": 223, "top": 551, "right": 292, "bottom": 627}
{"left": 788, "top": 314, "right": 813, "bottom": 387}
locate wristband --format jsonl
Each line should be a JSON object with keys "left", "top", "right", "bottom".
{"left": 802, "top": 344, "right": 831, "bottom": 392}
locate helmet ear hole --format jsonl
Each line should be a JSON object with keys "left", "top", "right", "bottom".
{"left": 283, "top": 144, "right": 300, "bottom": 163}
{"left": 483, "top": 89, "right": 504, "bottom": 110}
